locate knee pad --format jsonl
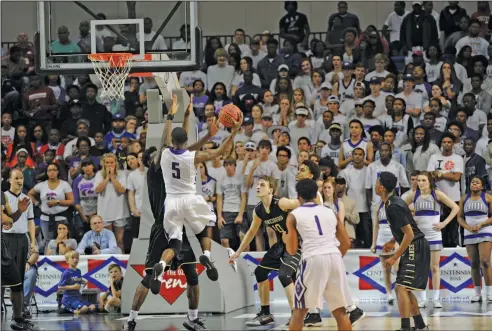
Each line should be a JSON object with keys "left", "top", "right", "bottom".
{"left": 141, "top": 273, "right": 152, "bottom": 289}
{"left": 254, "top": 266, "right": 270, "bottom": 283}
{"left": 278, "top": 267, "right": 294, "bottom": 288}
{"left": 195, "top": 227, "right": 209, "bottom": 242}
{"left": 183, "top": 264, "right": 199, "bottom": 286}
{"left": 10, "top": 284, "right": 22, "bottom": 293}
{"left": 168, "top": 239, "right": 182, "bottom": 256}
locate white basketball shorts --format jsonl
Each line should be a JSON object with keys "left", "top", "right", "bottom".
{"left": 295, "top": 253, "right": 348, "bottom": 311}
{"left": 163, "top": 194, "right": 217, "bottom": 240}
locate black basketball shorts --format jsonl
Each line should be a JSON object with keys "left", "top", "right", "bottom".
{"left": 396, "top": 237, "right": 430, "bottom": 291}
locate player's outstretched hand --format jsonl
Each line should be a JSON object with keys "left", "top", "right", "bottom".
{"left": 184, "top": 95, "right": 193, "bottom": 117}
{"left": 208, "top": 121, "right": 219, "bottom": 137}
{"left": 169, "top": 94, "right": 179, "bottom": 116}
{"left": 229, "top": 251, "right": 240, "bottom": 265}
{"left": 231, "top": 111, "right": 243, "bottom": 133}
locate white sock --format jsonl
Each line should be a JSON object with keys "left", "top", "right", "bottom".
{"left": 203, "top": 250, "right": 211, "bottom": 259}
{"left": 486, "top": 286, "right": 492, "bottom": 296}
{"left": 432, "top": 290, "right": 439, "bottom": 301}
{"left": 128, "top": 310, "right": 138, "bottom": 321}
{"left": 159, "top": 260, "right": 167, "bottom": 269}
{"left": 417, "top": 291, "right": 427, "bottom": 301}
{"left": 474, "top": 286, "right": 482, "bottom": 296}
{"left": 308, "top": 308, "right": 318, "bottom": 314}
{"left": 188, "top": 309, "right": 198, "bottom": 320}
{"left": 346, "top": 305, "right": 356, "bottom": 312}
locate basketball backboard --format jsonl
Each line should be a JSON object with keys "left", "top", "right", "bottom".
{"left": 35, "top": 1, "right": 202, "bottom": 75}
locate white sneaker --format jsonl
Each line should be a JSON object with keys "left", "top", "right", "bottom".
{"left": 226, "top": 248, "right": 237, "bottom": 272}
{"left": 487, "top": 295, "right": 492, "bottom": 302}
{"left": 470, "top": 295, "right": 482, "bottom": 302}
{"left": 418, "top": 300, "right": 427, "bottom": 308}
{"left": 433, "top": 300, "right": 442, "bottom": 308}
{"left": 387, "top": 295, "right": 395, "bottom": 305}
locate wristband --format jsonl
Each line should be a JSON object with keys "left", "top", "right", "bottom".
{"left": 167, "top": 114, "right": 174, "bottom": 121}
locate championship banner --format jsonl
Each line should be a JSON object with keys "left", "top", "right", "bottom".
{"left": 34, "top": 248, "right": 475, "bottom": 307}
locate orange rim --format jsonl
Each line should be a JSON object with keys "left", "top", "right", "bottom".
{"left": 87, "top": 53, "right": 133, "bottom": 68}
{"left": 129, "top": 54, "right": 154, "bottom": 77}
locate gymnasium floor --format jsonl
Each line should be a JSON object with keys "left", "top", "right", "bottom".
{"left": 2, "top": 301, "right": 491, "bottom": 330}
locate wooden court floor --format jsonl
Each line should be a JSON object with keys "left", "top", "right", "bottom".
{"left": 2, "top": 301, "right": 491, "bottom": 330}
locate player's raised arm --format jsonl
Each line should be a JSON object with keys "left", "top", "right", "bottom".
{"left": 194, "top": 112, "right": 243, "bottom": 166}
{"left": 285, "top": 213, "right": 298, "bottom": 255}
{"left": 229, "top": 210, "right": 262, "bottom": 263}
{"left": 182, "top": 95, "right": 193, "bottom": 135}
{"left": 278, "top": 191, "right": 322, "bottom": 211}
{"left": 153, "top": 94, "right": 179, "bottom": 165}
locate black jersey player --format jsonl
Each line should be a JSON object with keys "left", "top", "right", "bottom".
{"left": 376, "top": 172, "right": 430, "bottom": 331}
{"left": 229, "top": 175, "right": 315, "bottom": 326}
{"left": 124, "top": 98, "right": 218, "bottom": 331}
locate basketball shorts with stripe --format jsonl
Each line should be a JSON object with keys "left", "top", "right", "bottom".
{"left": 259, "top": 241, "right": 301, "bottom": 273}
{"left": 395, "top": 237, "right": 430, "bottom": 291}
{"left": 294, "top": 253, "right": 348, "bottom": 311}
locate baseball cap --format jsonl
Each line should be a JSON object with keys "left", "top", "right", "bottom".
{"left": 379, "top": 171, "right": 398, "bottom": 192}
{"left": 261, "top": 113, "right": 273, "bottom": 120}
{"left": 355, "top": 99, "right": 364, "bottom": 106}
{"left": 267, "top": 125, "right": 289, "bottom": 138}
{"left": 342, "top": 61, "right": 354, "bottom": 70}
{"left": 81, "top": 157, "right": 95, "bottom": 166}
{"left": 412, "top": 50, "right": 423, "bottom": 57}
{"left": 327, "top": 95, "right": 340, "bottom": 104}
{"left": 243, "top": 117, "right": 254, "bottom": 126}
{"left": 319, "top": 157, "right": 335, "bottom": 169}
{"left": 403, "top": 73, "right": 415, "bottom": 81}
{"left": 278, "top": 64, "right": 289, "bottom": 72}
{"left": 354, "top": 81, "right": 366, "bottom": 89}
{"left": 262, "top": 30, "right": 271, "bottom": 35}
{"left": 320, "top": 82, "right": 333, "bottom": 90}
{"left": 412, "top": 1, "right": 422, "bottom": 6}
{"left": 16, "top": 148, "right": 28, "bottom": 156}
{"left": 295, "top": 108, "right": 309, "bottom": 116}
{"left": 244, "top": 141, "right": 257, "bottom": 150}
{"left": 329, "top": 123, "right": 342, "bottom": 132}
{"left": 369, "top": 76, "right": 381, "bottom": 85}
{"left": 113, "top": 113, "right": 125, "bottom": 121}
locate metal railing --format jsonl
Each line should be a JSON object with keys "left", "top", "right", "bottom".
{"left": 1, "top": 31, "right": 330, "bottom": 55}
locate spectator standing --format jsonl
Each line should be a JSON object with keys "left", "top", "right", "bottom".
{"left": 82, "top": 84, "right": 112, "bottom": 135}
{"left": 127, "top": 151, "right": 146, "bottom": 239}
{"left": 462, "top": 137, "right": 487, "bottom": 194}
{"left": 14, "top": 148, "right": 37, "bottom": 195}
{"left": 216, "top": 158, "right": 247, "bottom": 248}
{"left": 22, "top": 75, "right": 58, "bottom": 131}
{"left": 327, "top": 1, "right": 361, "bottom": 34}
{"left": 336, "top": 177, "right": 359, "bottom": 247}
{"left": 382, "top": 1, "right": 410, "bottom": 55}
{"left": 207, "top": 49, "right": 235, "bottom": 95}
{"left": 63, "top": 119, "right": 94, "bottom": 159}
{"left": 471, "top": 1, "right": 491, "bottom": 38}
{"left": 279, "top": 1, "right": 310, "bottom": 50}
{"left": 38, "top": 129, "right": 64, "bottom": 162}
{"left": 73, "top": 157, "right": 98, "bottom": 235}
{"left": 439, "top": 1, "right": 468, "bottom": 42}
{"left": 400, "top": 2, "right": 439, "bottom": 57}
{"left": 445, "top": 15, "right": 471, "bottom": 49}
{"left": 139, "top": 17, "right": 168, "bottom": 51}
{"left": 28, "top": 163, "right": 73, "bottom": 247}
{"left": 257, "top": 39, "right": 285, "bottom": 89}
{"left": 104, "top": 114, "right": 136, "bottom": 154}
{"left": 94, "top": 153, "right": 128, "bottom": 253}
{"left": 455, "top": 19, "right": 490, "bottom": 57}
{"left": 225, "top": 29, "right": 250, "bottom": 56}
{"left": 77, "top": 215, "right": 121, "bottom": 255}
{"left": 61, "top": 100, "right": 85, "bottom": 140}
{"left": 427, "top": 132, "right": 464, "bottom": 247}
{"left": 44, "top": 220, "right": 77, "bottom": 255}
{"left": 1, "top": 112, "right": 15, "bottom": 147}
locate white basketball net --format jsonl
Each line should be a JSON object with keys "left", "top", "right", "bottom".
{"left": 88, "top": 53, "right": 133, "bottom": 101}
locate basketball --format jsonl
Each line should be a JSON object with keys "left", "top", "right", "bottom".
{"left": 218, "top": 104, "right": 241, "bottom": 128}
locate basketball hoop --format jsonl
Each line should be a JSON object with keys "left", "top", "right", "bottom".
{"left": 88, "top": 53, "right": 133, "bottom": 101}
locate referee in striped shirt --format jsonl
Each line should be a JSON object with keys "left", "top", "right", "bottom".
{"left": 2, "top": 169, "right": 38, "bottom": 330}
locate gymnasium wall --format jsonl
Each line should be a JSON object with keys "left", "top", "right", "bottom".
{"left": 1, "top": 1, "right": 482, "bottom": 42}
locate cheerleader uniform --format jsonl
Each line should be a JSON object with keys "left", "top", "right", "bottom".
{"left": 463, "top": 193, "right": 492, "bottom": 245}
{"left": 376, "top": 202, "right": 396, "bottom": 256}
{"left": 413, "top": 190, "right": 442, "bottom": 251}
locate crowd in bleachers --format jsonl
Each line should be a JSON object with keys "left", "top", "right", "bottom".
{"left": 1, "top": 0, "right": 492, "bottom": 317}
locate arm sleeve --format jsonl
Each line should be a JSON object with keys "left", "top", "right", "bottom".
{"left": 59, "top": 270, "right": 69, "bottom": 286}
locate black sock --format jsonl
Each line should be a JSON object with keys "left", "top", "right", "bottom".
{"left": 261, "top": 305, "right": 270, "bottom": 315}
{"left": 413, "top": 314, "right": 426, "bottom": 329}
{"left": 401, "top": 317, "right": 411, "bottom": 330}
